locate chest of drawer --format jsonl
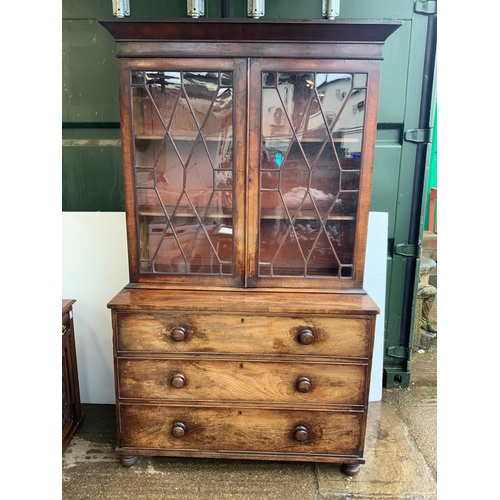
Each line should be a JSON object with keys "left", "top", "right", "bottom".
{"left": 119, "top": 404, "right": 364, "bottom": 458}
{"left": 118, "top": 358, "right": 367, "bottom": 406}
{"left": 116, "top": 312, "right": 372, "bottom": 358}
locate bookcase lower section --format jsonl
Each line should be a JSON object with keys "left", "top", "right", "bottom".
{"left": 109, "top": 288, "right": 378, "bottom": 476}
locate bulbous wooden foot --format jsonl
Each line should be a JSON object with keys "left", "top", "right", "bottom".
{"left": 341, "top": 463, "right": 361, "bottom": 476}
{"left": 120, "top": 455, "right": 139, "bottom": 467}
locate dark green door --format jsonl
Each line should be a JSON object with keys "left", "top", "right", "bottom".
{"left": 353, "top": 1, "right": 437, "bottom": 387}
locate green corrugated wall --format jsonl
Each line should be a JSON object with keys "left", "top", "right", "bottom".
{"left": 62, "top": 0, "right": 417, "bottom": 215}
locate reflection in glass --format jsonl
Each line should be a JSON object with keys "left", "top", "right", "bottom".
{"left": 259, "top": 72, "right": 364, "bottom": 278}
{"left": 263, "top": 72, "right": 276, "bottom": 87}
{"left": 220, "top": 72, "right": 233, "bottom": 87}
{"left": 353, "top": 73, "right": 367, "bottom": 89}
{"left": 131, "top": 70, "right": 234, "bottom": 275}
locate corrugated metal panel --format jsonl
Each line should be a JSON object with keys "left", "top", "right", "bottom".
{"left": 62, "top": 137, "right": 124, "bottom": 211}
{"left": 62, "top": 20, "right": 119, "bottom": 123}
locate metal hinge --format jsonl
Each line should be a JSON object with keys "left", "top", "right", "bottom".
{"left": 404, "top": 128, "right": 432, "bottom": 144}
{"left": 414, "top": 0, "right": 437, "bottom": 15}
{"left": 386, "top": 345, "right": 410, "bottom": 359}
{"left": 394, "top": 243, "right": 420, "bottom": 258}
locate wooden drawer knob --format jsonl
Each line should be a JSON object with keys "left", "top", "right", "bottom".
{"left": 170, "top": 327, "right": 186, "bottom": 342}
{"left": 293, "top": 425, "right": 308, "bottom": 442}
{"left": 296, "top": 376, "right": 312, "bottom": 393}
{"left": 171, "top": 373, "right": 186, "bottom": 388}
{"left": 298, "top": 328, "right": 315, "bottom": 345}
{"left": 172, "top": 422, "right": 187, "bottom": 438}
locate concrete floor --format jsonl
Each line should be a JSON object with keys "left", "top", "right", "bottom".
{"left": 62, "top": 344, "right": 437, "bottom": 500}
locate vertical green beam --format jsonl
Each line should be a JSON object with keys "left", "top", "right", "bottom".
{"left": 424, "top": 103, "right": 437, "bottom": 229}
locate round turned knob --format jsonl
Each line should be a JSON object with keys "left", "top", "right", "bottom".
{"left": 294, "top": 425, "right": 308, "bottom": 442}
{"left": 298, "top": 328, "right": 315, "bottom": 345}
{"left": 171, "top": 422, "right": 187, "bottom": 438}
{"left": 171, "top": 373, "right": 186, "bottom": 388}
{"left": 296, "top": 376, "right": 312, "bottom": 393}
{"left": 170, "top": 327, "right": 186, "bottom": 342}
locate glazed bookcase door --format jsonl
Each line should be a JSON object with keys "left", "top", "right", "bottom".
{"left": 119, "top": 58, "right": 247, "bottom": 286}
{"left": 247, "top": 59, "right": 381, "bottom": 290}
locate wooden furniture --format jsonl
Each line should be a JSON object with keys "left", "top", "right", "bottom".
{"left": 101, "top": 18, "right": 400, "bottom": 475}
{"left": 62, "top": 299, "right": 83, "bottom": 454}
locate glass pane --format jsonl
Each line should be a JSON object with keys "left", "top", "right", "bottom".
{"left": 220, "top": 72, "right": 233, "bottom": 87}
{"left": 262, "top": 72, "right": 276, "bottom": 87}
{"left": 259, "top": 72, "right": 361, "bottom": 278}
{"left": 353, "top": 73, "right": 367, "bottom": 88}
{"left": 335, "top": 88, "right": 365, "bottom": 171}
{"left": 133, "top": 70, "right": 234, "bottom": 276}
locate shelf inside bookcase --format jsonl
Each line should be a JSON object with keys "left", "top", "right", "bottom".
{"left": 135, "top": 134, "right": 231, "bottom": 142}
{"left": 136, "top": 135, "right": 359, "bottom": 144}
{"left": 138, "top": 206, "right": 233, "bottom": 218}
{"left": 138, "top": 206, "right": 354, "bottom": 221}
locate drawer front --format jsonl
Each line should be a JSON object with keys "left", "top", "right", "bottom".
{"left": 117, "top": 313, "right": 372, "bottom": 358}
{"left": 119, "top": 404, "right": 363, "bottom": 457}
{"left": 118, "top": 358, "right": 367, "bottom": 405}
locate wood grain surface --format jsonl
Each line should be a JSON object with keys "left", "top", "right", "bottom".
{"left": 119, "top": 404, "right": 363, "bottom": 457}
{"left": 109, "top": 288, "right": 379, "bottom": 314}
{"left": 118, "top": 358, "right": 367, "bottom": 405}
{"left": 116, "top": 312, "right": 373, "bottom": 358}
